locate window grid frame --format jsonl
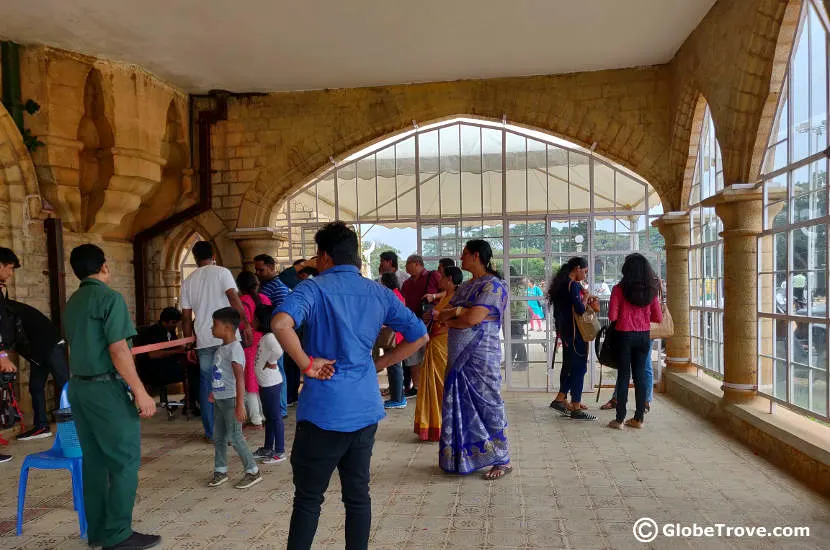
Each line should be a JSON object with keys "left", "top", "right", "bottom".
{"left": 757, "top": 0, "right": 830, "bottom": 421}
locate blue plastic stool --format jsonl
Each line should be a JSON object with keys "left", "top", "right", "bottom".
{"left": 16, "top": 383, "right": 87, "bottom": 538}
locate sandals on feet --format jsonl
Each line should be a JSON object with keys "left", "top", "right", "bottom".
{"left": 624, "top": 419, "right": 644, "bottom": 428}
{"left": 484, "top": 464, "right": 513, "bottom": 480}
{"left": 600, "top": 399, "right": 617, "bottom": 410}
{"left": 569, "top": 410, "right": 597, "bottom": 421}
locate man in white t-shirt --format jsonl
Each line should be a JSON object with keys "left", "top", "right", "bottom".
{"left": 180, "top": 241, "right": 250, "bottom": 441}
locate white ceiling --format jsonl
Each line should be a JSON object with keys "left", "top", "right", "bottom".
{"left": 0, "top": 0, "right": 716, "bottom": 93}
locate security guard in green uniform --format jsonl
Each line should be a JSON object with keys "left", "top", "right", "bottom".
{"left": 63, "top": 244, "right": 161, "bottom": 550}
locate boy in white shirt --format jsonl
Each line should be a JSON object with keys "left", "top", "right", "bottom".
{"left": 207, "top": 308, "right": 262, "bottom": 489}
{"left": 180, "top": 240, "right": 250, "bottom": 442}
{"left": 251, "top": 305, "right": 286, "bottom": 464}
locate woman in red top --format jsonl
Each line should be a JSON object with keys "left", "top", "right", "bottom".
{"left": 380, "top": 272, "right": 407, "bottom": 408}
{"left": 237, "top": 271, "right": 272, "bottom": 427}
{"left": 607, "top": 253, "right": 662, "bottom": 429}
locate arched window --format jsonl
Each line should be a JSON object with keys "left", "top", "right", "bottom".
{"left": 759, "top": 0, "right": 828, "bottom": 418}
{"left": 277, "top": 117, "right": 665, "bottom": 390}
{"left": 179, "top": 232, "right": 204, "bottom": 282}
{"left": 689, "top": 105, "right": 725, "bottom": 376}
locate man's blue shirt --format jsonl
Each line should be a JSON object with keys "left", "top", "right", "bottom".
{"left": 276, "top": 265, "right": 426, "bottom": 432}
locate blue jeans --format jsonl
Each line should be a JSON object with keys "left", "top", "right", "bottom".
{"left": 564, "top": 346, "right": 588, "bottom": 403}
{"left": 278, "top": 357, "right": 288, "bottom": 417}
{"left": 213, "top": 397, "right": 258, "bottom": 475}
{"left": 260, "top": 383, "right": 285, "bottom": 454}
{"left": 386, "top": 363, "right": 404, "bottom": 403}
{"left": 197, "top": 346, "right": 219, "bottom": 439}
{"left": 611, "top": 339, "right": 654, "bottom": 402}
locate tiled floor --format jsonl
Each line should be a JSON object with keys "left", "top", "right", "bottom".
{"left": 0, "top": 391, "right": 828, "bottom": 549}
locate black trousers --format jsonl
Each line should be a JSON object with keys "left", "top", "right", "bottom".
{"left": 288, "top": 421, "right": 377, "bottom": 550}
{"left": 30, "top": 343, "right": 69, "bottom": 427}
{"left": 613, "top": 331, "right": 650, "bottom": 423}
{"left": 510, "top": 321, "right": 528, "bottom": 367}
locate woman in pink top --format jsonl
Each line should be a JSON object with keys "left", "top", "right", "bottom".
{"left": 237, "top": 271, "right": 272, "bottom": 427}
{"left": 379, "top": 272, "right": 407, "bottom": 407}
{"left": 607, "top": 253, "right": 662, "bottom": 429}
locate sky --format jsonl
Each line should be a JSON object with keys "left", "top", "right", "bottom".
{"left": 358, "top": 224, "right": 418, "bottom": 257}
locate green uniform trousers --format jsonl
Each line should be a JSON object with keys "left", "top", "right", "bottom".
{"left": 68, "top": 379, "right": 140, "bottom": 547}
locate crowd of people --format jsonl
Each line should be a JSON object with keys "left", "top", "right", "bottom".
{"left": 0, "top": 221, "right": 664, "bottom": 550}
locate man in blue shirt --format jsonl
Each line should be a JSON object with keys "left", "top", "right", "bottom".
{"left": 253, "top": 254, "right": 290, "bottom": 308}
{"left": 254, "top": 254, "right": 293, "bottom": 413}
{"left": 273, "top": 222, "right": 428, "bottom": 550}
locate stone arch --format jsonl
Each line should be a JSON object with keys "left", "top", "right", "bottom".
{"left": 160, "top": 210, "right": 242, "bottom": 274}
{"left": 241, "top": 102, "right": 674, "bottom": 229}
{"left": 680, "top": 94, "right": 711, "bottom": 209}
{"left": 146, "top": 209, "right": 241, "bottom": 321}
{"left": 163, "top": 221, "right": 220, "bottom": 275}
{"left": 710, "top": 0, "right": 793, "bottom": 185}
{"left": 749, "top": 0, "right": 805, "bottom": 181}
{"left": 77, "top": 68, "right": 115, "bottom": 232}
{"left": 666, "top": 81, "right": 706, "bottom": 211}
{"left": 124, "top": 99, "right": 190, "bottom": 238}
{"left": 666, "top": 0, "right": 795, "bottom": 188}
{"left": 0, "top": 102, "right": 45, "bottom": 307}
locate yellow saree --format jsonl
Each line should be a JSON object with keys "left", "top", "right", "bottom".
{"left": 414, "top": 292, "right": 452, "bottom": 441}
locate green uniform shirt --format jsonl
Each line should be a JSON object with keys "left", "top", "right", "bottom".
{"left": 64, "top": 278, "right": 137, "bottom": 377}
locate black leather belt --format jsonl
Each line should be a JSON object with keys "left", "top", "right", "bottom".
{"left": 71, "top": 373, "right": 120, "bottom": 382}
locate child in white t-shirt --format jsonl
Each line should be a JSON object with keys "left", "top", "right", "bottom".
{"left": 207, "top": 308, "right": 262, "bottom": 489}
{"left": 251, "top": 305, "right": 286, "bottom": 464}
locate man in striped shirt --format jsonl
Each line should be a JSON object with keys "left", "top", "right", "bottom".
{"left": 254, "top": 254, "right": 293, "bottom": 413}
{"left": 254, "top": 254, "right": 290, "bottom": 308}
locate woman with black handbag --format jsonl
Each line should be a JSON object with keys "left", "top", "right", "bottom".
{"left": 607, "top": 254, "right": 663, "bottom": 429}
{"left": 548, "top": 257, "right": 600, "bottom": 420}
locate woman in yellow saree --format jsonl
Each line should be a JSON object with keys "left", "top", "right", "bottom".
{"left": 414, "top": 266, "right": 463, "bottom": 441}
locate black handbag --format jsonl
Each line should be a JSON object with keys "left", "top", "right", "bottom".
{"left": 595, "top": 322, "right": 618, "bottom": 369}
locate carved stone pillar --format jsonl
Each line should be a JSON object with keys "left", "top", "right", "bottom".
{"left": 653, "top": 212, "right": 693, "bottom": 373}
{"left": 88, "top": 147, "right": 166, "bottom": 233}
{"left": 228, "top": 228, "right": 287, "bottom": 271}
{"left": 702, "top": 184, "right": 764, "bottom": 404}
{"left": 34, "top": 135, "right": 84, "bottom": 227}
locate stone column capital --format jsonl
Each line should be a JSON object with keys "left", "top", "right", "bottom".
{"left": 652, "top": 211, "right": 691, "bottom": 251}
{"left": 701, "top": 184, "right": 764, "bottom": 237}
{"left": 228, "top": 228, "right": 288, "bottom": 268}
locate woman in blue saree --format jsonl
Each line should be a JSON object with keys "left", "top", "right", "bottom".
{"left": 437, "top": 239, "right": 511, "bottom": 480}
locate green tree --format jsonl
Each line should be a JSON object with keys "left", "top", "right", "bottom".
{"left": 361, "top": 240, "right": 401, "bottom": 279}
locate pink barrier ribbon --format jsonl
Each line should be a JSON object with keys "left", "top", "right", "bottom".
{"left": 130, "top": 336, "right": 195, "bottom": 356}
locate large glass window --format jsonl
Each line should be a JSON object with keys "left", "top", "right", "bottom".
{"left": 759, "top": 0, "right": 828, "bottom": 419}
{"left": 689, "top": 105, "right": 725, "bottom": 376}
{"left": 179, "top": 232, "right": 203, "bottom": 282}
{"left": 278, "top": 118, "right": 664, "bottom": 390}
